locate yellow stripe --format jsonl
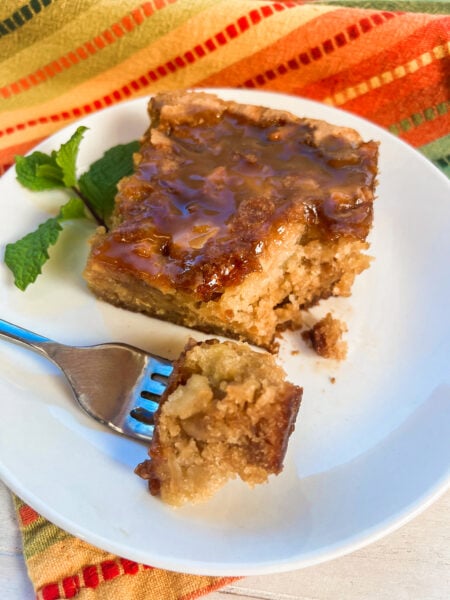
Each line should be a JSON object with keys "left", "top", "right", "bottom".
{"left": 323, "top": 42, "right": 450, "bottom": 106}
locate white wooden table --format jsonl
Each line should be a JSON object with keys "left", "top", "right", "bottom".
{"left": 1, "top": 480, "right": 449, "bottom": 599}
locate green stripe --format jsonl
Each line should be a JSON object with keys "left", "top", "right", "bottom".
{"left": 315, "top": 1, "right": 450, "bottom": 14}
{"left": 420, "top": 135, "right": 450, "bottom": 178}
{"left": 0, "top": 0, "right": 53, "bottom": 39}
{"left": 13, "top": 496, "right": 70, "bottom": 560}
{"left": 388, "top": 101, "right": 449, "bottom": 135}
{"left": 20, "top": 515, "right": 71, "bottom": 560}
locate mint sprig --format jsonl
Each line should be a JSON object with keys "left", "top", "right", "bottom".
{"left": 5, "top": 127, "right": 139, "bottom": 290}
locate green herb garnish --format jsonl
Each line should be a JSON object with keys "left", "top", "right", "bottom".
{"left": 5, "top": 126, "right": 139, "bottom": 290}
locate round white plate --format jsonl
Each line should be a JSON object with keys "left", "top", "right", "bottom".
{"left": 0, "top": 89, "right": 449, "bottom": 576}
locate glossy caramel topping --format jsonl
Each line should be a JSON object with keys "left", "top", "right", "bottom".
{"left": 92, "top": 93, "right": 378, "bottom": 300}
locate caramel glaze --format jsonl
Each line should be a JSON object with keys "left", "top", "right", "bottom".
{"left": 91, "top": 96, "right": 378, "bottom": 301}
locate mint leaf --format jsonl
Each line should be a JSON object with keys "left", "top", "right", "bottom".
{"left": 36, "top": 163, "right": 64, "bottom": 182}
{"left": 15, "top": 152, "right": 64, "bottom": 191}
{"left": 59, "top": 196, "right": 86, "bottom": 220}
{"left": 4, "top": 218, "right": 62, "bottom": 291}
{"left": 78, "top": 140, "right": 139, "bottom": 221}
{"left": 4, "top": 198, "right": 87, "bottom": 290}
{"left": 15, "top": 126, "right": 88, "bottom": 192}
{"left": 54, "top": 126, "right": 88, "bottom": 187}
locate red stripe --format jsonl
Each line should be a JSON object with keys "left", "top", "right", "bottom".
{"left": 85, "top": 41, "right": 96, "bottom": 55}
{"left": 122, "top": 15, "right": 135, "bottom": 32}
{"left": 41, "top": 584, "right": 60, "bottom": 600}
{"left": 62, "top": 576, "right": 80, "bottom": 599}
{"left": 76, "top": 46, "right": 88, "bottom": 60}
{"left": 142, "top": 1, "right": 154, "bottom": 16}
{"left": 101, "top": 560, "right": 120, "bottom": 580}
{"left": 132, "top": 8, "right": 144, "bottom": 25}
{"left": 120, "top": 558, "right": 139, "bottom": 574}
{"left": 102, "top": 29, "right": 115, "bottom": 44}
{"left": 37, "top": 559, "right": 155, "bottom": 599}
{"left": 112, "top": 23, "right": 125, "bottom": 38}
{"left": 83, "top": 565, "right": 99, "bottom": 589}
{"left": 18, "top": 504, "right": 40, "bottom": 527}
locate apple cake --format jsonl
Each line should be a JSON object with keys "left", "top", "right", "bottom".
{"left": 84, "top": 90, "right": 379, "bottom": 350}
{"left": 135, "top": 338, "right": 302, "bottom": 506}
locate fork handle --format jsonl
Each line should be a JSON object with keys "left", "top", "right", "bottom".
{"left": 0, "top": 318, "right": 54, "bottom": 353}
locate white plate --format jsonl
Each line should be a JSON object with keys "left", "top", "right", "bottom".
{"left": 0, "top": 89, "right": 449, "bottom": 576}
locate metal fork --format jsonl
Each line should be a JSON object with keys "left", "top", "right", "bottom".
{"left": 0, "top": 318, "right": 173, "bottom": 441}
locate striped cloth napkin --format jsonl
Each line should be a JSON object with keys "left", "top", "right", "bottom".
{"left": 1, "top": 1, "right": 449, "bottom": 598}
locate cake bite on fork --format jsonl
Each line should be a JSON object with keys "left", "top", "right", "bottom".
{"left": 0, "top": 320, "right": 301, "bottom": 506}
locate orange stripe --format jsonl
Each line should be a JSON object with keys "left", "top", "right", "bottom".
{"left": 0, "top": 0, "right": 178, "bottom": 99}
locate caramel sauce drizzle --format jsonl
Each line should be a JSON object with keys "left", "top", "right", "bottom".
{"left": 92, "top": 105, "right": 378, "bottom": 300}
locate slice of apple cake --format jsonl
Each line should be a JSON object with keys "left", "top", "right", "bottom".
{"left": 84, "top": 90, "right": 378, "bottom": 350}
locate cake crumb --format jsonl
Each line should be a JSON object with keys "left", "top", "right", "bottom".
{"left": 329, "top": 376, "right": 336, "bottom": 384}
{"left": 303, "top": 313, "right": 348, "bottom": 360}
